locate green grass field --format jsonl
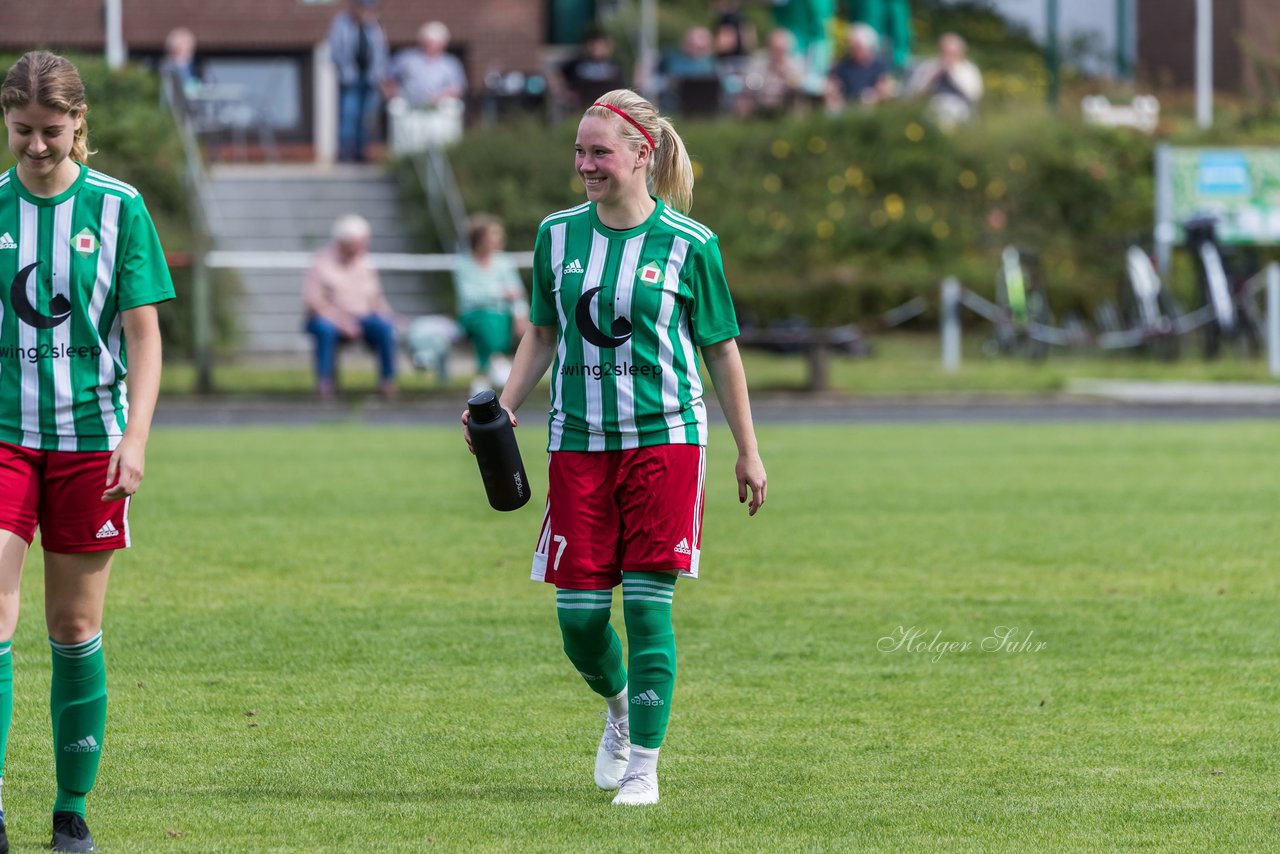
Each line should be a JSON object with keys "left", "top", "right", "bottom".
{"left": 7, "top": 421, "right": 1278, "bottom": 851}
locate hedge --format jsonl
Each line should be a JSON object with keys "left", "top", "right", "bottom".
{"left": 434, "top": 100, "right": 1164, "bottom": 325}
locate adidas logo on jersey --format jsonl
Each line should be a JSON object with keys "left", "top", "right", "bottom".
{"left": 96, "top": 520, "right": 119, "bottom": 539}
{"left": 0, "top": 232, "right": 15, "bottom": 250}
{"left": 562, "top": 258, "right": 584, "bottom": 275}
{"left": 63, "top": 735, "right": 100, "bottom": 753}
{"left": 674, "top": 538, "right": 692, "bottom": 556}
{"left": 631, "top": 689, "right": 664, "bottom": 706}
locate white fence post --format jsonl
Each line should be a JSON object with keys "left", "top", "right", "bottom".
{"left": 941, "top": 276, "right": 961, "bottom": 373}
{"left": 1267, "top": 263, "right": 1280, "bottom": 379}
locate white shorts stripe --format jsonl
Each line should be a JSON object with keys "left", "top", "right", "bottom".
{"left": 531, "top": 493, "right": 552, "bottom": 581}
{"left": 122, "top": 494, "right": 132, "bottom": 548}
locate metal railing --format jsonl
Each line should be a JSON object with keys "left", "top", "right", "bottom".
{"left": 164, "top": 76, "right": 217, "bottom": 393}
{"left": 411, "top": 146, "right": 470, "bottom": 252}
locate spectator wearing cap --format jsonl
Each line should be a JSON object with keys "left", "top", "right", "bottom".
{"left": 327, "top": 0, "right": 389, "bottom": 162}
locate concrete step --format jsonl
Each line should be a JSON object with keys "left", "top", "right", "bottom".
{"left": 207, "top": 185, "right": 405, "bottom": 208}
{"left": 207, "top": 200, "right": 410, "bottom": 229}
{"left": 210, "top": 228, "right": 419, "bottom": 251}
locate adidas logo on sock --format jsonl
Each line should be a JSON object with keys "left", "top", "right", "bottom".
{"left": 95, "top": 520, "right": 119, "bottom": 539}
{"left": 577, "top": 670, "right": 604, "bottom": 681}
{"left": 630, "top": 689, "right": 664, "bottom": 707}
{"left": 562, "top": 258, "right": 584, "bottom": 275}
{"left": 673, "top": 538, "right": 692, "bottom": 556}
{"left": 63, "top": 735, "right": 100, "bottom": 753}
{"left": 0, "top": 232, "right": 15, "bottom": 251}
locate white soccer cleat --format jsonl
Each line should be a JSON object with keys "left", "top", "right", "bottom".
{"left": 595, "top": 717, "right": 631, "bottom": 790}
{"left": 488, "top": 356, "right": 513, "bottom": 388}
{"left": 611, "top": 770, "right": 659, "bottom": 806}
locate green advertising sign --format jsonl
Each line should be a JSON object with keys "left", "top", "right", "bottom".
{"left": 1157, "top": 146, "right": 1280, "bottom": 245}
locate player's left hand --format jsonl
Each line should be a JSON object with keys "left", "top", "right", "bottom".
{"left": 102, "top": 436, "right": 146, "bottom": 501}
{"left": 736, "top": 452, "right": 767, "bottom": 516}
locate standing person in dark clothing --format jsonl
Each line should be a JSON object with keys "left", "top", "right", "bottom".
{"left": 825, "top": 23, "right": 893, "bottom": 111}
{"left": 327, "top": 0, "right": 388, "bottom": 162}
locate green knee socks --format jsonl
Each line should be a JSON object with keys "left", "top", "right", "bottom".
{"left": 621, "top": 572, "right": 676, "bottom": 750}
{"left": 556, "top": 589, "right": 627, "bottom": 698}
{"left": 50, "top": 633, "right": 107, "bottom": 817}
{"left": 556, "top": 575, "right": 679, "bottom": 750}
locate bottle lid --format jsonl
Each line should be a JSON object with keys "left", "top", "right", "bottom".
{"left": 467, "top": 388, "right": 502, "bottom": 423}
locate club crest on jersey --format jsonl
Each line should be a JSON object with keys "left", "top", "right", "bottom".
{"left": 637, "top": 261, "right": 664, "bottom": 287}
{"left": 72, "top": 228, "right": 99, "bottom": 257}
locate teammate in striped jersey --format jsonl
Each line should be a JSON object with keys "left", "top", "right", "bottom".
{"left": 0, "top": 52, "right": 175, "bottom": 852}
{"left": 463, "top": 89, "right": 766, "bottom": 806}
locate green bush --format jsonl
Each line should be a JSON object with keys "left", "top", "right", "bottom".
{"left": 0, "top": 52, "right": 228, "bottom": 357}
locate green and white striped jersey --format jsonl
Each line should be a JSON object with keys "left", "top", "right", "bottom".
{"left": 530, "top": 198, "right": 739, "bottom": 451}
{"left": 0, "top": 164, "right": 175, "bottom": 452}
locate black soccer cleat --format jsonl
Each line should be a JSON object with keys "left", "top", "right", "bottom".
{"left": 51, "top": 811, "right": 97, "bottom": 853}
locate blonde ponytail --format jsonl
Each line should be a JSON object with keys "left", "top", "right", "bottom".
{"left": 649, "top": 116, "right": 693, "bottom": 214}
{"left": 585, "top": 89, "right": 695, "bottom": 213}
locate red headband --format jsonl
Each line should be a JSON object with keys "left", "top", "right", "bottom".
{"left": 592, "top": 102, "right": 656, "bottom": 149}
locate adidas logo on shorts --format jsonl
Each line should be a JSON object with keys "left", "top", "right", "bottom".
{"left": 674, "top": 537, "right": 692, "bottom": 556}
{"left": 631, "top": 689, "right": 664, "bottom": 707}
{"left": 95, "top": 520, "right": 119, "bottom": 539}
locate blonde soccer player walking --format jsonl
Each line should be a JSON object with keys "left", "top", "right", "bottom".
{"left": 464, "top": 88, "right": 766, "bottom": 806}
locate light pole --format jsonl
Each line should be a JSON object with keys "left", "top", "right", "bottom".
{"left": 1045, "top": 0, "right": 1059, "bottom": 106}
{"left": 1115, "top": 0, "right": 1130, "bottom": 79}
{"left": 104, "top": 0, "right": 125, "bottom": 69}
{"left": 1195, "top": 0, "right": 1213, "bottom": 128}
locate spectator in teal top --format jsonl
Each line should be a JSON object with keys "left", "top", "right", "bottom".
{"left": 454, "top": 215, "right": 528, "bottom": 394}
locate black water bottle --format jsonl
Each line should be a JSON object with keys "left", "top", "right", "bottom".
{"left": 467, "top": 389, "right": 531, "bottom": 511}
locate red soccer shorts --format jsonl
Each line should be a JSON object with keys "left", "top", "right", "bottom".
{"left": 0, "top": 441, "right": 130, "bottom": 552}
{"left": 531, "top": 444, "right": 706, "bottom": 590}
